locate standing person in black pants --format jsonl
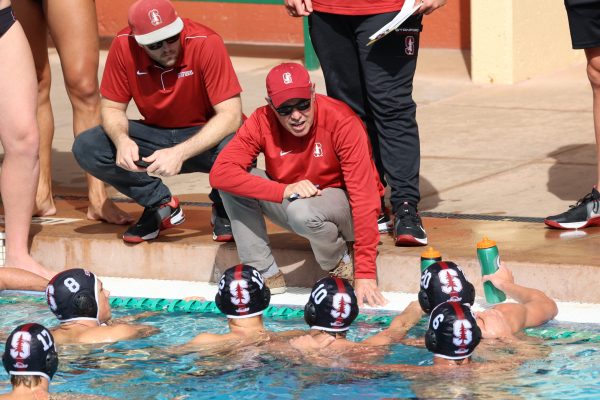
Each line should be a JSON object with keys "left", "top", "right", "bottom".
{"left": 545, "top": 0, "right": 600, "bottom": 230}
{"left": 285, "top": 0, "right": 446, "bottom": 246}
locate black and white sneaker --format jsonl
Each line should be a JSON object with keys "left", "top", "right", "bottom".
{"left": 394, "top": 202, "right": 428, "bottom": 246}
{"left": 211, "top": 205, "right": 234, "bottom": 242}
{"left": 544, "top": 187, "right": 600, "bottom": 229}
{"left": 123, "top": 197, "right": 185, "bottom": 243}
{"left": 377, "top": 213, "right": 393, "bottom": 233}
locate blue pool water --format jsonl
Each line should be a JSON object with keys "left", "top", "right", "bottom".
{"left": 0, "top": 295, "right": 599, "bottom": 399}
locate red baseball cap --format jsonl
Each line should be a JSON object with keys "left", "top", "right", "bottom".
{"left": 266, "top": 63, "right": 313, "bottom": 108}
{"left": 128, "top": 0, "right": 184, "bottom": 46}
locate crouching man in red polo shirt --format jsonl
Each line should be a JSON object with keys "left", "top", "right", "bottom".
{"left": 210, "top": 63, "right": 387, "bottom": 307}
{"left": 72, "top": 0, "right": 242, "bottom": 243}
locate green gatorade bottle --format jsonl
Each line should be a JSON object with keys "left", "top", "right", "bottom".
{"left": 476, "top": 236, "right": 506, "bottom": 304}
{"left": 420, "top": 247, "right": 442, "bottom": 272}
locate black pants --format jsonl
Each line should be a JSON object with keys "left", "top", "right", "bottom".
{"left": 309, "top": 11, "right": 422, "bottom": 213}
{"left": 72, "top": 120, "right": 232, "bottom": 209}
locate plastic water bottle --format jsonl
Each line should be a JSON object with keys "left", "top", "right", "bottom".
{"left": 420, "top": 247, "right": 442, "bottom": 272}
{"left": 476, "top": 236, "right": 506, "bottom": 304}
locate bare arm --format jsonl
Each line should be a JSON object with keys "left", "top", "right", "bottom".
{"left": 81, "top": 323, "right": 159, "bottom": 343}
{"left": 485, "top": 265, "right": 558, "bottom": 333}
{"left": 0, "top": 267, "right": 48, "bottom": 291}
{"left": 355, "top": 279, "right": 388, "bottom": 308}
{"left": 101, "top": 98, "right": 145, "bottom": 173}
{"left": 284, "top": 0, "right": 313, "bottom": 17}
{"left": 144, "top": 95, "right": 243, "bottom": 177}
{"left": 417, "top": 0, "right": 447, "bottom": 15}
{"left": 362, "top": 301, "right": 423, "bottom": 346}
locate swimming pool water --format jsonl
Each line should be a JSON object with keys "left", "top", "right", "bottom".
{"left": 0, "top": 295, "right": 598, "bottom": 399}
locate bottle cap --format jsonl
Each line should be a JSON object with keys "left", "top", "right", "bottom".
{"left": 477, "top": 236, "right": 496, "bottom": 249}
{"left": 421, "top": 247, "right": 441, "bottom": 259}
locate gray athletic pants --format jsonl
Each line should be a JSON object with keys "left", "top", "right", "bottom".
{"left": 219, "top": 168, "right": 354, "bottom": 273}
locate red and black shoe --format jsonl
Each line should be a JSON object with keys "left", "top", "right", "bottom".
{"left": 394, "top": 202, "right": 428, "bottom": 246}
{"left": 123, "top": 197, "right": 185, "bottom": 243}
{"left": 211, "top": 204, "right": 234, "bottom": 242}
{"left": 544, "top": 187, "right": 600, "bottom": 229}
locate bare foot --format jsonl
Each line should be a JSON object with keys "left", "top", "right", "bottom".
{"left": 87, "top": 199, "right": 134, "bottom": 225}
{"left": 5, "top": 255, "right": 55, "bottom": 280}
{"left": 33, "top": 189, "right": 57, "bottom": 217}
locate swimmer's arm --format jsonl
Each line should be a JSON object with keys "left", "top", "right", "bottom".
{"left": 485, "top": 265, "right": 558, "bottom": 331}
{"left": 86, "top": 323, "right": 158, "bottom": 343}
{"left": 362, "top": 301, "right": 424, "bottom": 346}
{"left": 111, "top": 311, "right": 159, "bottom": 324}
{"left": 0, "top": 267, "right": 48, "bottom": 291}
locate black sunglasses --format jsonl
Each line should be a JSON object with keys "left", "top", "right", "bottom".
{"left": 274, "top": 99, "right": 312, "bottom": 116}
{"left": 145, "top": 33, "right": 181, "bottom": 51}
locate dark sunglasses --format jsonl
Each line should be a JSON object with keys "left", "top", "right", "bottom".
{"left": 145, "top": 33, "right": 181, "bottom": 51}
{"left": 274, "top": 99, "right": 312, "bottom": 116}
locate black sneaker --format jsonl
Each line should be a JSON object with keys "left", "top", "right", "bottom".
{"left": 544, "top": 187, "right": 600, "bottom": 229}
{"left": 123, "top": 197, "right": 185, "bottom": 243}
{"left": 394, "top": 202, "right": 428, "bottom": 246}
{"left": 211, "top": 205, "right": 234, "bottom": 242}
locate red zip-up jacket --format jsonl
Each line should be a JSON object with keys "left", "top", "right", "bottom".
{"left": 210, "top": 94, "right": 383, "bottom": 279}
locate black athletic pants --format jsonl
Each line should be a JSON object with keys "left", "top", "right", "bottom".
{"left": 309, "top": 11, "right": 423, "bottom": 213}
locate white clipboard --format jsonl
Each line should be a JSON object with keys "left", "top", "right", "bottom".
{"left": 367, "top": 0, "right": 422, "bottom": 46}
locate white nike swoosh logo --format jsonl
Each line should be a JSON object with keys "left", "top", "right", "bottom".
{"left": 136, "top": 70, "right": 148, "bottom": 76}
{"left": 280, "top": 150, "right": 292, "bottom": 156}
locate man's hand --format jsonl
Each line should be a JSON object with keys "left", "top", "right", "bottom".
{"left": 416, "top": 0, "right": 447, "bottom": 15}
{"left": 283, "top": 180, "right": 322, "bottom": 200}
{"left": 115, "top": 136, "right": 145, "bottom": 172}
{"left": 290, "top": 334, "right": 334, "bottom": 353}
{"left": 144, "top": 146, "right": 186, "bottom": 177}
{"left": 354, "top": 279, "right": 388, "bottom": 308}
{"left": 482, "top": 263, "right": 514, "bottom": 292}
{"left": 284, "top": 0, "right": 313, "bottom": 17}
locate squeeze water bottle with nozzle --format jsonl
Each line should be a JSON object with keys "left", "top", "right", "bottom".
{"left": 476, "top": 236, "right": 506, "bottom": 304}
{"left": 420, "top": 247, "right": 442, "bottom": 272}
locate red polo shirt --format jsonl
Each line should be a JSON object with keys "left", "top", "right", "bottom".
{"left": 312, "top": 0, "right": 405, "bottom": 15}
{"left": 210, "top": 94, "right": 384, "bottom": 280}
{"left": 101, "top": 19, "right": 241, "bottom": 128}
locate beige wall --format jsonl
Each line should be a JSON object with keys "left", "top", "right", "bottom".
{"left": 472, "top": 0, "right": 585, "bottom": 84}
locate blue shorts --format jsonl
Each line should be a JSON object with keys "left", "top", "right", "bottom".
{"left": 0, "top": 6, "right": 16, "bottom": 38}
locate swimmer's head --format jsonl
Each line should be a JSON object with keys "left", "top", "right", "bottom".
{"left": 425, "top": 301, "right": 481, "bottom": 360}
{"left": 3, "top": 323, "right": 59, "bottom": 382}
{"left": 419, "top": 261, "right": 475, "bottom": 314}
{"left": 304, "top": 277, "right": 359, "bottom": 333}
{"left": 215, "top": 265, "right": 271, "bottom": 319}
{"left": 46, "top": 269, "right": 99, "bottom": 323}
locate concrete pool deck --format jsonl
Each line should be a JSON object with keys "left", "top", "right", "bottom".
{"left": 2, "top": 48, "right": 599, "bottom": 304}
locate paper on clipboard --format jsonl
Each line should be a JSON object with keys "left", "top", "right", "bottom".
{"left": 367, "top": 0, "right": 422, "bottom": 46}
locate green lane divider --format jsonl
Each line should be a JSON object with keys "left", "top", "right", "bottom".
{"left": 3, "top": 296, "right": 599, "bottom": 342}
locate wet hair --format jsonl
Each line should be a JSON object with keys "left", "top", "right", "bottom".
{"left": 419, "top": 261, "right": 475, "bottom": 314}
{"left": 215, "top": 265, "right": 271, "bottom": 318}
{"left": 304, "top": 277, "right": 359, "bottom": 332}
{"left": 10, "top": 375, "right": 42, "bottom": 388}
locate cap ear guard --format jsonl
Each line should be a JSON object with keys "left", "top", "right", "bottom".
{"left": 304, "top": 300, "right": 317, "bottom": 327}
{"left": 424, "top": 327, "right": 438, "bottom": 353}
{"left": 464, "top": 281, "right": 476, "bottom": 306}
{"left": 72, "top": 292, "right": 98, "bottom": 318}
{"left": 418, "top": 288, "right": 432, "bottom": 314}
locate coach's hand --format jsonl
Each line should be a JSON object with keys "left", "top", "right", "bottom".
{"left": 144, "top": 146, "right": 185, "bottom": 177}
{"left": 355, "top": 279, "right": 388, "bottom": 308}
